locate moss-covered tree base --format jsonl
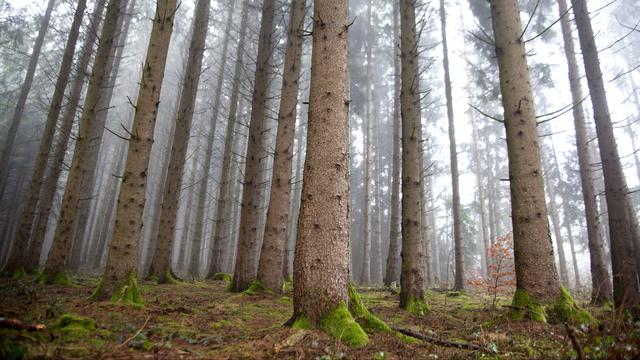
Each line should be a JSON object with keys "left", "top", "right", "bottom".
{"left": 91, "top": 272, "right": 143, "bottom": 308}
{"left": 291, "top": 300, "right": 369, "bottom": 347}
{"left": 402, "top": 295, "right": 430, "bottom": 316}
{"left": 242, "top": 279, "right": 272, "bottom": 296}
{"left": 37, "top": 271, "right": 72, "bottom": 286}
{"left": 509, "top": 287, "right": 595, "bottom": 325}
{"left": 211, "top": 272, "right": 233, "bottom": 283}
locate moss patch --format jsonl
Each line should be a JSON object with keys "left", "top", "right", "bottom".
{"left": 164, "top": 270, "right": 179, "bottom": 284}
{"left": 403, "top": 295, "right": 430, "bottom": 316}
{"left": 11, "top": 268, "right": 26, "bottom": 279}
{"left": 319, "top": 301, "right": 369, "bottom": 347}
{"left": 37, "top": 270, "right": 72, "bottom": 286}
{"left": 212, "top": 272, "right": 233, "bottom": 283}
{"left": 242, "top": 279, "right": 271, "bottom": 296}
{"left": 54, "top": 314, "right": 96, "bottom": 338}
{"left": 282, "top": 278, "right": 293, "bottom": 293}
{"left": 111, "top": 272, "right": 143, "bottom": 307}
{"left": 546, "top": 287, "right": 595, "bottom": 325}
{"left": 290, "top": 315, "right": 313, "bottom": 330}
{"left": 509, "top": 289, "right": 547, "bottom": 322}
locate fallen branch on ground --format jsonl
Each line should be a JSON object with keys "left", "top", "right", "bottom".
{"left": 0, "top": 317, "right": 46, "bottom": 331}
{"left": 564, "top": 323, "right": 584, "bottom": 360}
{"left": 391, "top": 326, "right": 483, "bottom": 351}
{"left": 117, "top": 314, "right": 152, "bottom": 348}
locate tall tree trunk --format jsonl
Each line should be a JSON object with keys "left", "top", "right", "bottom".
{"left": 571, "top": 0, "right": 640, "bottom": 308}
{"left": 69, "top": 0, "right": 136, "bottom": 271}
{"left": 22, "top": 0, "right": 106, "bottom": 272}
{"left": 564, "top": 215, "right": 583, "bottom": 290}
{"left": 149, "top": 0, "right": 211, "bottom": 282}
{"left": 0, "top": 0, "right": 56, "bottom": 198}
{"left": 471, "top": 113, "right": 490, "bottom": 277}
{"left": 490, "top": 0, "right": 561, "bottom": 314}
{"left": 384, "top": 0, "right": 401, "bottom": 287}
{"left": 557, "top": 0, "right": 612, "bottom": 304}
{"left": 256, "top": 0, "right": 306, "bottom": 292}
{"left": 399, "top": 0, "right": 428, "bottom": 315}
{"left": 439, "top": 0, "right": 464, "bottom": 291}
{"left": 285, "top": 116, "right": 306, "bottom": 278}
{"left": 289, "top": 0, "right": 363, "bottom": 341}
{"left": 372, "top": 89, "right": 383, "bottom": 285}
{"left": 177, "top": 175, "right": 196, "bottom": 273}
{"left": 42, "top": 0, "right": 124, "bottom": 283}
{"left": 189, "top": 0, "right": 235, "bottom": 277}
{"left": 4, "top": 0, "right": 87, "bottom": 274}
{"left": 95, "top": 0, "right": 176, "bottom": 300}
{"left": 231, "top": 0, "right": 276, "bottom": 292}
{"left": 206, "top": 0, "right": 249, "bottom": 277}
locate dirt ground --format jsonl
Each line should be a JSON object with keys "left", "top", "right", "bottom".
{"left": 0, "top": 275, "right": 638, "bottom": 359}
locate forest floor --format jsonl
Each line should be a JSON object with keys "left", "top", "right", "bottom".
{"left": 0, "top": 275, "right": 638, "bottom": 359}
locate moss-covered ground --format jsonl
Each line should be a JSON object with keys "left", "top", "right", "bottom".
{"left": 1, "top": 275, "right": 638, "bottom": 359}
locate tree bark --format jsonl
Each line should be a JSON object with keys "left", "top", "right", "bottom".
{"left": 439, "top": 0, "right": 464, "bottom": 291}
{"left": 471, "top": 113, "right": 490, "bottom": 277}
{"left": 232, "top": 0, "right": 276, "bottom": 292}
{"left": 4, "top": 0, "right": 87, "bottom": 274}
{"left": 490, "top": 0, "right": 561, "bottom": 305}
{"left": 399, "top": 0, "right": 428, "bottom": 313}
{"left": 42, "top": 0, "right": 124, "bottom": 281}
{"left": 556, "top": 0, "right": 612, "bottom": 304}
{"left": 256, "top": 0, "right": 306, "bottom": 292}
{"left": 0, "top": 0, "right": 56, "bottom": 198}
{"left": 205, "top": 0, "right": 249, "bottom": 277}
{"left": 384, "top": 0, "right": 401, "bottom": 287}
{"left": 291, "top": 0, "right": 352, "bottom": 325}
{"left": 149, "top": 0, "right": 211, "bottom": 282}
{"left": 571, "top": 0, "right": 640, "bottom": 308}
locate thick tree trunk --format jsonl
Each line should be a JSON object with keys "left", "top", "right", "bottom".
{"left": 384, "top": 0, "right": 401, "bottom": 287}
{"left": 399, "top": 0, "right": 428, "bottom": 314}
{"left": 189, "top": 0, "right": 235, "bottom": 276}
{"left": 232, "top": 0, "right": 276, "bottom": 292}
{"left": 149, "top": 0, "right": 211, "bottom": 282}
{"left": 490, "top": 0, "right": 561, "bottom": 307}
{"left": 557, "top": 0, "right": 612, "bottom": 304}
{"left": 4, "top": 0, "right": 87, "bottom": 274}
{"left": 96, "top": 0, "right": 176, "bottom": 300}
{"left": 440, "top": 0, "right": 464, "bottom": 291}
{"left": 256, "top": 0, "right": 306, "bottom": 292}
{"left": 291, "top": 0, "right": 353, "bottom": 326}
{"left": 206, "top": 0, "right": 249, "bottom": 277}
{"left": 22, "top": 0, "right": 106, "bottom": 271}
{"left": 571, "top": 0, "right": 640, "bottom": 308}
{"left": 42, "top": 0, "right": 124, "bottom": 282}
{"left": 0, "top": 0, "right": 55, "bottom": 198}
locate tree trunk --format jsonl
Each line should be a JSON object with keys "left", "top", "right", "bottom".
{"left": 189, "top": 0, "right": 235, "bottom": 278}
{"left": 564, "top": 216, "right": 582, "bottom": 290}
{"left": 291, "top": 0, "right": 356, "bottom": 331}
{"left": 22, "top": 0, "right": 106, "bottom": 272}
{"left": 557, "top": 0, "right": 612, "bottom": 304}
{"left": 285, "top": 116, "right": 306, "bottom": 278}
{"left": 206, "top": 0, "right": 249, "bottom": 277}
{"left": 42, "top": 0, "right": 124, "bottom": 282}
{"left": 0, "top": 0, "right": 55, "bottom": 198}
{"left": 399, "top": 0, "right": 428, "bottom": 314}
{"left": 256, "top": 0, "right": 306, "bottom": 292}
{"left": 231, "top": 0, "right": 276, "bottom": 292}
{"left": 490, "top": 0, "right": 561, "bottom": 310}
{"left": 439, "top": 0, "right": 464, "bottom": 291}
{"left": 471, "top": 113, "right": 490, "bottom": 277}
{"left": 95, "top": 0, "right": 176, "bottom": 300}
{"left": 149, "top": 0, "right": 211, "bottom": 282}
{"left": 384, "top": 0, "right": 401, "bottom": 287}
{"left": 3, "top": 0, "right": 87, "bottom": 274}
{"left": 571, "top": 0, "right": 640, "bottom": 308}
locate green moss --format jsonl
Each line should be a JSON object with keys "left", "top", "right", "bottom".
{"left": 54, "top": 314, "right": 96, "bottom": 339}
{"left": 279, "top": 296, "right": 292, "bottom": 304}
{"left": 148, "top": 274, "right": 159, "bottom": 283}
{"left": 282, "top": 278, "right": 293, "bottom": 293}
{"left": 403, "top": 295, "right": 430, "bottom": 316}
{"left": 290, "top": 315, "right": 312, "bottom": 330}
{"left": 212, "top": 272, "right": 233, "bottom": 282}
{"left": 110, "top": 272, "right": 143, "bottom": 307}
{"left": 509, "top": 289, "right": 546, "bottom": 322}
{"left": 37, "top": 270, "right": 72, "bottom": 286}
{"left": 164, "top": 270, "right": 179, "bottom": 284}
{"left": 11, "top": 268, "right": 25, "bottom": 279}
{"left": 242, "top": 279, "right": 271, "bottom": 296}
{"left": 546, "top": 287, "right": 596, "bottom": 325}
{"left": 319, "top": 301, "right": 369, "bottom": 347}
{"left": 348, "top": 284, "right": 390, "bottom": 332}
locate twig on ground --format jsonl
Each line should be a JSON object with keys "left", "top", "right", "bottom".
{"left": 391, "top": 326, "right": 483, "bottom": 351}
{"left": 565, "top": 323, "right": 584, "bottom": 360}
{"left": 117, "top": 314, "right": 152, "bottom": 348}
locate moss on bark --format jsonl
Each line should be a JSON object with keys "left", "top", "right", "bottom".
{"left": 37, "top": 270, "right": 72, "bottom": 286}
{"left": 319, "top": 301, "right": 369, "bottom": 347}
{"left": 91, "top": 272, "right": 143, "bottom": 307}
{"left": 243, "top": 279, "right": 271, "bottom": 296}
{"left": 403, "top": 295, "right": 430, "bottom": 316}
{"left": 509, "top": 287, "right": 595, "bottom": 325}
{"left": 212, "top": 272, "right": 233, "bottom": 283}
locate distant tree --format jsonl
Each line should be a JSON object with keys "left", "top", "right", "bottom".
{"left": 94, "top": 0, "right": 177, "bottom": 301}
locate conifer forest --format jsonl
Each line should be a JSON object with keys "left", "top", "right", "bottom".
{"left": 1, "top": 0, "right": 640, "bottom": 358}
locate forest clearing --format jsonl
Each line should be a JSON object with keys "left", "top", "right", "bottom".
{"left": 2, "top": 274, "right": 637, "bottom": 359}
{"left": 1, "top": 0, "right": 639, "bottom": 358}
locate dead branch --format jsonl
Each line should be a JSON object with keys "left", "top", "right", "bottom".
{"left": 391, "top": 326, "right": 483, "bottom": 351}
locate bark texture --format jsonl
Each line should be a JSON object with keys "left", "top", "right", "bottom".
{"left": 256, "top": 0, "right": 306, "bottom": 292}
{"left": 97, "top": 0, "right": 176, "bottom": 299}
{"left": 399, "top": 0, "right": 428, "bottom": 314}
{"left": 43, "top": 0, "right": 123, "bottom": 281}
{"left": 292, "top": 0, "right": 351, "bottom": 323}
{"left": 490, "top": 0, "right": 561, "bottom": 304}
{"left": 149, "top": 0, "right": 211, "bottom": 282}
{"left": 571, "top": 0, "right": 640, "bottom": 308}
{"left": 232, "top": 0, "right": 276, "bottom": 292}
